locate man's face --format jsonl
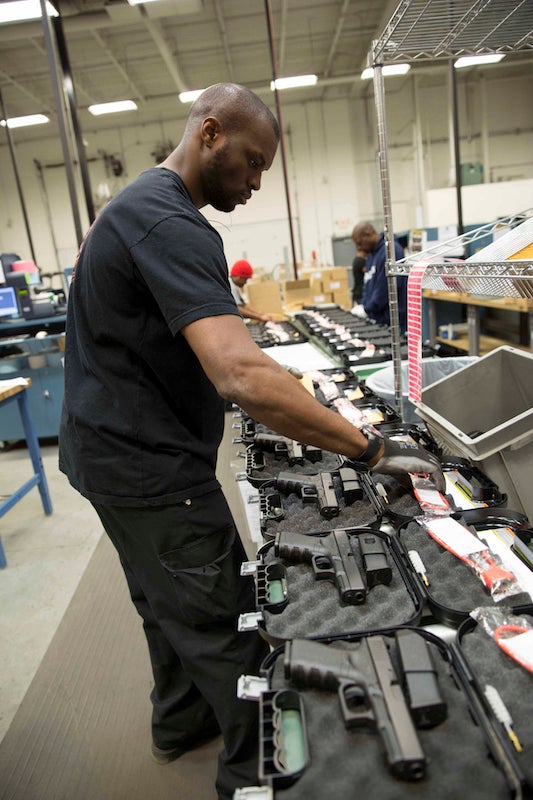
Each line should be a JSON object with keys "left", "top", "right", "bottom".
{"left": 202, "top": 119, "right": 278, "bottom": 213}
{"left": 232, "top": 275, "right": 248, "bottom": 288}
{"left": 352, "top": 229, "right": 376, "bottom": 254}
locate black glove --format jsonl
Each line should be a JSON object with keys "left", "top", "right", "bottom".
{"left": 370, "top": 436, "right": 445, "bottom": 493}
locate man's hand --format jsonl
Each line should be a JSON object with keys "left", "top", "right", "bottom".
{"left": 370, "top": 437, "right": 445, "bottom": 493}
{"left": 350, "top": 304, "right": 367, "bottom": 319}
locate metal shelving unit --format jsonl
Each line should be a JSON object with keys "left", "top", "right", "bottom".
{"left": 367, "top": 0, "right": 533, "bottom": 414}
{"left": 396, "top": 209, "right": 533, "bottom": 297}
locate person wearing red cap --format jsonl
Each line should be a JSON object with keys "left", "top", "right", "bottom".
{"left": 229, "top": 259, "right": 273, "bottom": 321}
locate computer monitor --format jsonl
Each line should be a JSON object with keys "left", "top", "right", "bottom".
{"left": 0, "top": 286, "right": 20, "bottom": 319}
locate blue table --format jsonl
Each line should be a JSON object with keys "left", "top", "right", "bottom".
{"left": 0, "top": 379, "right": 53, "bottom": 567}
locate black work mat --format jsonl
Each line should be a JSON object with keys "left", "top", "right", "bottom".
{"left": 0, "top": 533, "right": 220, "bottom": 800}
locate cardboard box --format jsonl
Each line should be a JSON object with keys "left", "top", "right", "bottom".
{"left": 281, "top": 279, "right": 312, "bottom": 305}
{"left": 309, "top": 277, "right": 324, "bottom": 295}
{"left": 311, "top": 292, "right": 334, "bottom": 305}
{"left": 299, "top": 269, "right": 324, "bottom": 282}
{"left": 333, "top": 288, "right": 352, "bottom": 310}
{"left": 250, "top": 270, "right": 272, "bottom": 282}
{"left": 245, "top": 280, "right": 284, "bottom": 315}
{"left": 300, "top": 266, "right": 349, "bottom": 284}
{"left": 324, "top": 276, "right": 349, "bottom": 292}
{"left": 321, "top": 266, "right": 349, "bottom": 280}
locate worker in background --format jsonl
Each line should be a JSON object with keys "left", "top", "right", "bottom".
{"left": 351, "top": 221, "right": 408, "bottom": 332}
{"left": 351, "top": 244, "right": 366, "bottom": 304}
{"left": 229, "top": 259, "right": 273, "bottom": 321}
{"left": 59, "top": 83, "right": 444, "bottom": 800}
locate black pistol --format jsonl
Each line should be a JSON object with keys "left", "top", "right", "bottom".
{"left": 284, "top": 637, "right": 426, "bottom": 781}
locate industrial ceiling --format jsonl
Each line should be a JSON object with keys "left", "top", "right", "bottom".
{"left": 0, "top": 0, "right": 531, "bottom": 143}
{"left": 0, "top": 0, "right": 397, "bottom": 135}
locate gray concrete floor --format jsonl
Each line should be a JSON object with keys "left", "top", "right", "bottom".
{"left": 0, "top": 414, "right": 259, "bottom": 746}
{"left": 0, "top": 440, "right": 103, "bottom": 743}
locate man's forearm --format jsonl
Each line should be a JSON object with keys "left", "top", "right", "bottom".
{"left": 183, "top": 313, "right": 379, "bottom": 461}
{"left": 229, "top": 356, "right": 375, "bottom": 461}
{"left": 240, "top": 304, "right": 269, "bottom": 321}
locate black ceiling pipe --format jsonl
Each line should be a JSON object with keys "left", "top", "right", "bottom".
{"left": 0, "top": 89, "right": 38, "bottom": 264}
{"left": 264, "top": 0, "right": 299, "bottom": 279}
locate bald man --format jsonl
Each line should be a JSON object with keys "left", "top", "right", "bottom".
{"left": 60, "top": 83, "right": 443, "bottom": 799}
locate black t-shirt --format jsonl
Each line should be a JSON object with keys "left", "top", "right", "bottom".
{"left": 59, "top": 168, "right": 241, "bottom": 506}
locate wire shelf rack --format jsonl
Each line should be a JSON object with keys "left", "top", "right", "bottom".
{"left": 370, "top": 0, "right": 533, "bottom": 65}
{"left": 390, "top": 209, "right": 533, "bottom": 299}
{"left": 367, "top": 0, "right": 533, "bottom": 414}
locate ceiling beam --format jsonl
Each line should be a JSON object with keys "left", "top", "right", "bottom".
{"left": 213, "top": 0, "right": 235, "bottom": 83}
{"left": 323, "top": 0, "right": 352, "bottom": 78}
{"left": 138, "top": 3, "right": 188, "bottom": 93}
{"left": 92, "top": 30, "right": 146, "bottom": 102}
{"left": 0, "top": 67, "right": 44, "bottom": 107}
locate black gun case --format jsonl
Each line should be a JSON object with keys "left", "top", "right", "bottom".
{"left": 234, "top": 628, "right": 523, "bottom": 800}
{"left": 240, "top": 527, "right": 422, "bottom": 646}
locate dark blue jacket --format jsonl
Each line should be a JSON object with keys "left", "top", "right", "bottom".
{"left": 362, "top": 233, "right": 408, "bottom": 331}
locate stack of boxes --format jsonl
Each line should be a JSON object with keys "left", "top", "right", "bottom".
{"left": 242, "top": 266, "right": 352, "bottom": 316}
{"left": 282, "top": 267, "right": 351, "bottom": 310}
{"left": 245, "top": 279, "right": 285, "bottom": 317}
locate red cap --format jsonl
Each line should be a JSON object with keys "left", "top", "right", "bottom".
{"left": 230, "top": 259, "right": 253, "bottom": 279}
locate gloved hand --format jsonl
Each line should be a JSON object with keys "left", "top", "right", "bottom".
{"left": 351, "top": 304, "right": 367, "bottom": 319}
{"left": 283, "top": 364, "right": 303, "bottom": 379}
{"left": 370, "top": 436, "right": 445, "bottom": 493}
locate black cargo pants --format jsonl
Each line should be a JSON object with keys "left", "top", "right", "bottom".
{"left": 93, "top": 488, "right": 268, "bottom": 800}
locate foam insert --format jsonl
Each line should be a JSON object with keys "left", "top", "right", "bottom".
{"left": 259, "top": 469, "right": 384, "bottom": 538}
{"left": 261, "top": 632, "right": 513, "bottom": 799}
{"left": 458, "top": 617, "right": 533, "bottom": 791}
{"left": 258, "top": 532, "right": 419, "bottom": 642}
{"left": 398, "top": 520, "right": 532, "bottom": 626}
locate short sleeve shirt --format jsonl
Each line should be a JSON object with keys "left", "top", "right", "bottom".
{"left": 59, "top": 168, "right": 241, "bottom": 506}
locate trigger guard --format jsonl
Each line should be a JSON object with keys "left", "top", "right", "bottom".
{"left": 339, "top": 683, "right": 374, "bottom": 729}
{"left": 312, "top": 555, "right": 334, "bottom": 579}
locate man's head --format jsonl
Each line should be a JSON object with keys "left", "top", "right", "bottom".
{"left": 352, "top": 222, "right": 379, "bottom": 254}
{"left": 170, "top": 83, "right": 280, "bottom": 212}
{"left": 230, "top": 259, "right": 253, "bottom": 287}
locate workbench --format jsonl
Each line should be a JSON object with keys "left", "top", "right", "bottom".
{"left": 423, "top": 290, "right": 533, "bottom": 356}
{"left": 0, "top": 320, "right": 65, "bottom": 440}
{"left": 0, "top": 378, "right": 53, "bottom": 566}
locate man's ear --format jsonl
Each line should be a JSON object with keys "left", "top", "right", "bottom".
{"left": 201, "top": 117, "right": 221, "bottom": 147}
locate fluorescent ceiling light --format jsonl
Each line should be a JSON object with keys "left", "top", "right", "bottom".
{"left": 270, "top": 75, "right": 318, "bottom": 90}
{"left": 88, "top": 100, "right": 138, "bottom": 116}
{"left": 127, "top": 0, "right": 160, "bottom": 4}
{"left": 361, "top": 64, "right": 411, "bottom": 80}
{"left": 0, "top": 1, "right": 58, "bottom": 23}
{"left": 179, "top": 89, "right": 205, "bottom": 104}
{"left": 454, "top": 54, "right": 505, "bottom": 68}
{"left": 1, "top": 113, "right": 50, "bottom": 129}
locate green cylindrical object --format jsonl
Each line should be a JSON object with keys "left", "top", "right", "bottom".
{"left": 280, "top": 709, "right": 306, "bottom": 772}
{"left": 268, "top": 579, "right": 285, "bottom": 604}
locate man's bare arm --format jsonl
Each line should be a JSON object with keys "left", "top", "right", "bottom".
{"left": 238, "top": 304, "right": 273, "bottom": 322}
{"left": 182, "top": 314, "right": 371, "bottom": 460}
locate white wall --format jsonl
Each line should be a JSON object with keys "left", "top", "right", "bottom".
{"left": 426, "top": 179, "right": 533, "bottom": 228}
{"left": 1, "top": 69, "right": 532, "bottom": 273}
